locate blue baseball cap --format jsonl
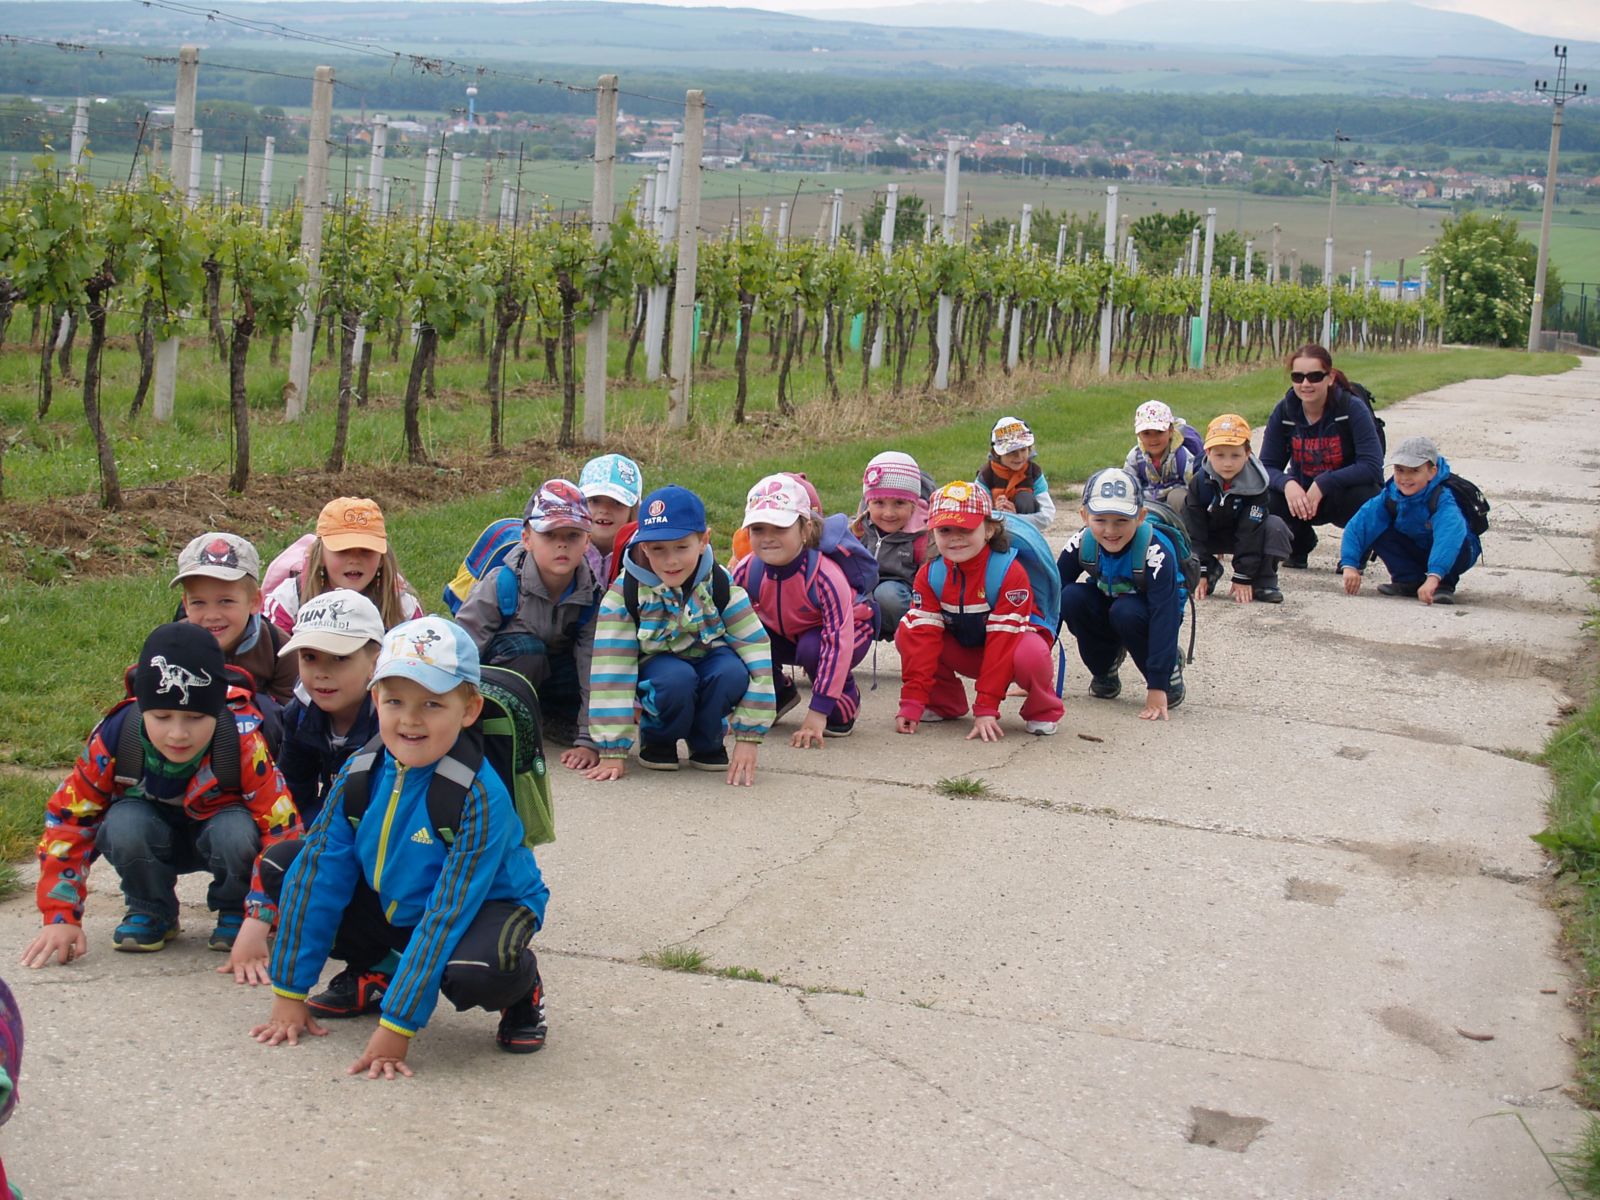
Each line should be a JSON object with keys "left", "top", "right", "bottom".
{"left": 634, "top": 485, "right": 707, "bottom": 543}
{"left": 370, "top": 616, "right": 481, "bottom": 694}
{"left": 579, "top": 453, "right": 644, "bottom": 508}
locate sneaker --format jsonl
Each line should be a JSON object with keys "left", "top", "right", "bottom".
{"left": 774, "top": 676, "right": 800, "bottom": 723}
{"left": 1165, "top": 663, "right": 1186, "bottom": 710}
{"left": 208, "top": 910, "right": 245, "bottom": 951}
{"left": 113, "top": 912, "right": 178, "bottom": 953}
{"left": 919, "top": 708, "right": 946, "bottom": 723}
{"left": 1284, "top": 554, "right": 1309, "bottom": 570}
{"left": 1089, "top": 649, "right": 1126, "bottom": 700}
{"left": 1432, "top": 586, "right": 1456, "bottom": 606}
{"left": 1378, "top": 581, "right": 1421, "bottom": 597}
{"left": 823, "top": 715, "right": 855, "bottom": 738}
{"left": 688, "top": 746, "right": 730, "bottom": 771}
{"left": 1025, "top": 719, "right": 1059, "bottom": 736}
{"left": 639, "top": 741, "right": 680, "bottom": 771}
{"left": 1252, "top": 585, "right": 1284, "bottom": 604}
{"left": 307, "top": 966, "right": 390, "bottom": 1018}
{"left": 496, "top": 988, "right": 548, "bottom": 1054}
{"left": 1203, "top": 560, "right": 1224, "bottom": 596}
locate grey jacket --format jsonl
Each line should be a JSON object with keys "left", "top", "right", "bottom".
{"left": 456, "top": 546, "right": 601, "bottom": 745}
{"left": 857, "top": 521, "right": 928, "bottom": 586}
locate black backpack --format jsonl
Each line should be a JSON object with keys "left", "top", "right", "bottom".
{"left": 1385, "top": 474, "right": 1490, "bottom": 538}
{"left": 109, "top": 662, "right": 275, "bottom": 794}
{"left": 1339, "top": 382, "right": 1386, "bottom": 459}
{"left": 339, "top": 663, "right": 555, "bottom": 849}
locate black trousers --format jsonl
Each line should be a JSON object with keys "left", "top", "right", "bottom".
{"left": 1267, "top": 480, "right": 1381, "bottom": 560}
{"left": 262, "top": 840, "right": 540, "bottom": 1013}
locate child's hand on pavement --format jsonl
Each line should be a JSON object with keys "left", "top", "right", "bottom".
{"left": 585, "top": 759, "right": 626, "bottom": 782}
{"left": 1230, "top": 581, "right": 1253, "bottom": 604}
{"left": 895, "top": 715, "right": 919, "bottom": 735}
{"left": 1139, "top": 689, "right": 1170, "bottom": 721}
{"left": 966, "top": 715, "right": 1004, "bottom": 742}
{"left": 21, "top": 923, "right": 86, "bottom": 968}
{"left": 790, "top": 711, "right": 827, "bottom": 749}
{"left": 217, "top": 916, "right": 272, "bottom": 986}
{"left": 1342, "top": 567, "right": 1363, "bottom": 596}
{"left": 1417, "top": 576, "right": 1440, "bottom": 605}
{"left": 252, "top": 996, "right": 327, "bottom": 1046}
{"left": 560, "top": 746, "right": 600, "bottom": 771}
{"left": 727, "top": 741, "right": 759, "bottom": 786}
{"left": 349, "top": 1026, "right": 413, "bottom": 1080}
{"left": 1195, "top": 576, "right": 1210, "bottom": 600}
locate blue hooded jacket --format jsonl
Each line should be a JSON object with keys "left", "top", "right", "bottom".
{"left": 1338, "top": 454, "right": 1481, "bottom": 578}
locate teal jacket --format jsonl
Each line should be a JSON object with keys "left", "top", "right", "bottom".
{"left": 270, "top": 750, "right": 549, "bottom": 1037}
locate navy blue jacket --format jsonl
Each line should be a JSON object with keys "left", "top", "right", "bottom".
{"left": 1260, "top": 386, "right": 1383, "bottom": 494}
{"left": 1057, "top": 526, "right": 1183, "bottom": 686}
{"left": 275, "top": 695, "right": 379, "bottom": 825}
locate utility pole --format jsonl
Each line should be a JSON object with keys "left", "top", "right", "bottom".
{"left": 1321, "top": 129, "right": 1360, "bottom": 349}
{"left": 1529, "top": 45, "right": 1586, "bottom": 353}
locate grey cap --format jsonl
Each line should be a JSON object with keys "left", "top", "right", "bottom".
{"left": 1390, "top": 436, "right": 1439, "bottom": 468}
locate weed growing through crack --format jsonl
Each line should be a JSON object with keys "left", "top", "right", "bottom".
{"left": 644, "top": 945, "right": 708, "bottom": 973}
{"left": 717, "top": 965, "right": 779, "bottom": 983}
{"left": 936, "top": 776, "right": 989, "bottom": 798}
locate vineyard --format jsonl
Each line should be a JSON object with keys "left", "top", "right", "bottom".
{"left": 0, "top": 154, "right": 1443, "bottom": 510}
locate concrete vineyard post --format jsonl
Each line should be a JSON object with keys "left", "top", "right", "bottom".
{"left": 154, "top": 45, "right": 200, "bottom": 424}
{"left": 447, "top": 153, "right": 463, "bottom": 220}
{"left": 646, "top": 134, "right": 683, "bottom": 383}
{"left": 583, "top": 74, "right": 618, "bottom": 443}
{"left": 212, "top": 153, "right": 223, "bottom": 206}
{"left": 422, "top": 148, "right": 440, "bottom": 219}
{"left": 1007, "top": 202, "right": 1031, "bottom": 371}
{"left": 870, "top": 182, "right": 897, "bottom": 369}
{"left": 285, "top": 65, "right": 334, "bottom": 421}
{"left": 1320, "top": 236, "right": 1335, "bottom": 346}
{"left": 667, "top": 91, "right": 704, "bottom": 429}
{"left": 259, "top": 136, "right": 275, "bottom": 226}
{"left": 70, "top": 97, "right": 88, "bottom": 174}
{"left": 1195, "top": 207, "right": 1216, "bottom": 370}
{"left": 1097, "top": 184, "right": 1117, "bottom": 377}
{"left": 187, "top": 129, "right": 202, "bottom": 207}
{"left": 1362, "top": 249, "right": 1373, "bottom": 348}
{"left": 934, "top": 138, "right": 960, "bottom": 392}
{"left": 367, "top": 115, "right": 387, "bottom": 212}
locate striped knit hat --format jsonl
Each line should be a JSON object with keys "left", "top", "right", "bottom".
{"left": 862, "top": 451, "right": 923, "bottom": 504}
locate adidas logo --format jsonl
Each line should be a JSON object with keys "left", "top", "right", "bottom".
{"left": 410, "top": 827, "right": 435, "bottom": 846}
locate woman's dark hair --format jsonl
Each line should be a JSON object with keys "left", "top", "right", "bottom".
{"left": 1285, "top": 342, "right": 1350, "bottom": 391}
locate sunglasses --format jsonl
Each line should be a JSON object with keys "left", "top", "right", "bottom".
{"left": 1290, "top": 370, "right": 1328, "bottom": 384}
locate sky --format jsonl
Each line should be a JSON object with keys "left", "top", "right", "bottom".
{"left": 742, "top": 0, "right": 1600, "bottom": 40}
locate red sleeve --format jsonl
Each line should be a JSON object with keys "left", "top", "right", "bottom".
{"left": 36, "top": 720, "right": 119, "bottom": 927}
{"left": 972, "top": 559, "right": 1032, "bottom": 718}
{"left": 607, "top": 523, "right": 638, "bottom": 586}
{"left": 238, "top": 726, "right": 302, "bottom": 926}
{"left": 895, "top": 562, "right": 945, "bottom": 720}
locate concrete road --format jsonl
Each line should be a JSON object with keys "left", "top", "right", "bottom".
{"left": 6, "top": 361, "right": 1599, "bottom": 1198}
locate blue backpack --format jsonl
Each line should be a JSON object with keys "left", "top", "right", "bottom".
{"left": 925, "top": 513, "right": 1061, "bottom": 635}
{"left": 442, "top": 519, "right": 524, "bottom": 615}
{"left": 744, "top": 513, "right": 882, "bottom": 631}
{"left": 1078, "top": 498, "right": 1200, "bottom": 663}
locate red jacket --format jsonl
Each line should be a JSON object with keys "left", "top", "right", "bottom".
{"left": 897, "top": 546, "right": 1037, "bottom": 719}
{"left": 36, "top": 688, "right": 301, "bottom": 927}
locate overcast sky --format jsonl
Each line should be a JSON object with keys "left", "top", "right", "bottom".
{"left": 741, "top": 0, "right": 1600, "bottom": 40}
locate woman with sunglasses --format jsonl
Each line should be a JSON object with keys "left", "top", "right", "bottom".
{"left": 1259, "top": 344, "right": 1384, "bottom": 568}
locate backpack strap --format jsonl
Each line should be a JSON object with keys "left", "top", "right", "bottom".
{"left": 1128, "top": 523, "right": 1156, "bottom": 591}
{"left": 422, "top": 729, "right": 486, "bottom": 848}
{"left": 983, "top": 548, "right": 1017, "bottom": 612}
{"left": 111, "top": 700, "right": 242, "bottom": 793}
{"left": 1079, "top": 530, "right": 1101, "bottom": 576}
{"left": 340, "top": 736, "right": 385, "bottom": 828}
{"left": 495, "top": 562, "right": 520, "bottom": 624}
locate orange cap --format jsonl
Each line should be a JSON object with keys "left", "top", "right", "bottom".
{"left": 316, "top": 497, "right": 388, "bottom": 554}
{"left": 1204, "top": 414, "right": 1252, "bottom": 450}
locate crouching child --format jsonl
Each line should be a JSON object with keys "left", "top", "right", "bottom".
{"left": 1184, "top": 413, "right": 1293, "bottom": 604}
{"left": 22, "top": 622, "right": 299, "bottom": 967}
{"left": 1339, "top": 436, "right": 1482, "bottom": 606}
{"left": 254, "top": 616, "right": 551, "bottom": 1077}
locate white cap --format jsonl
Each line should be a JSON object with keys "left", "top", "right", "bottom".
{"left": 1082, "top": 467, "right": 1143, "bottom": 518}
{"left": 279, "top": 589, "right": 385, "bottom": 657}
{"left": 1134, "top": 400, "right": 1174, "bottom": 433}
{"left": 990, "top": 416, "right": 1035, "bottom": 455}
{"left": 741, "top": 474, "right": 812, "bottom": 529}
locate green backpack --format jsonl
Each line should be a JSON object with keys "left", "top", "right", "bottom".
{"left": 341, "top": 664, "right": 555, "bottom": 849}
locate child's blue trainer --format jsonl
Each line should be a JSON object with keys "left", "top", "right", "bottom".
{"left": 208, "top": 910, "right": 245, "bottom": 951}
{"left": 113, "top": 912, "right": 179, "bottom": 953}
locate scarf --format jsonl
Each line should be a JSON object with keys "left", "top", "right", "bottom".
{"left": 984, "top": 458, "right": 1035, "bottom": 502}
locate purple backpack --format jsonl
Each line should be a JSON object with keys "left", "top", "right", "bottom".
{"left": 0, "top": 976, "right": 21, "bottom": 1127}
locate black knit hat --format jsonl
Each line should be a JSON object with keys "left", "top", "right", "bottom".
{"left": 134, "top": 623, "right": 228, "bottom": 716}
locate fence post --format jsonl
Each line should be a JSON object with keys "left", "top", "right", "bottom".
{"left": 154, "top": 45, "right": 199, "bottom": 424}
{"left": 934, "top": 138, "right": 960, "bottom": 391}
{"left": 1195, "top": 207, "right": 1216, "bottom": 370}
{"left": 447, "top": 153, "right": 462, "bottom": 220}
{"left": 259, "top": 136, "right": 275, "bottom": 226}
{"left": 645, "top": 134, "right": 683, "bottom": 383}
{"left": 367, "top": 115, "right": 387, "bottom": 212}
{"left": 870, "top": 182, "right": 897, "bottom": 369}
{"left": 583, "top": 74, "right": 619, "bottom": 443}
{"left": 667, "top": 91, "right": 704, "bottom": 429}
{"left": 284, "top": 65, "right": 334, "bottom": 421}
{"left": 69, "top": 97, "right": 88, "bottom": 173}
{"left": 1097, "top": 185, "right": 1118, "bottom": 377}
{"left": 1007, "top": 203, "right": 1032, "bottom": 370}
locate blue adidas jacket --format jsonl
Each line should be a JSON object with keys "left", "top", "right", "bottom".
{"left": 270, "top": 750, "right": 549, "bottom": 1037}
{"left": 1338, "top": 455, "right": 1481, "bottom": 579}
{"left": 1057, "top": 526, "right": 1183, "bottom": 686}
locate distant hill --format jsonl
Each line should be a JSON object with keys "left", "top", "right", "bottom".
{"left": 827, "top": 0, "right": 1599, "bottom": 62}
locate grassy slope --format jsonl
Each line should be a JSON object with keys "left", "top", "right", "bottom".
{"left": 0, "top": 347, "right": 1575, "bottom": 894}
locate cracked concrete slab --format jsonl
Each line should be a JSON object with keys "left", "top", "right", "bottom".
{"left": 3, "top": 360, "right": 1598, "bottom": 1197}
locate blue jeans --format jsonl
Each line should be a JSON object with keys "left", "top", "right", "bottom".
{"left": 873, "top": 579, "right": 913, "bottom": 641}
{"left": 96, "top": 797, "right": 259, "bottom": 922}
{"left": 486, "top": 633, "right": 582, "bottom": 724}
{"left": 1059, "top": 582, "right": 1165, "bottom": 686}
{"left": 637, "top": 645, "right": 750, "bottom": 754}
{"left": 1371, "top": 528, "right": 1477, "bottom": 590}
